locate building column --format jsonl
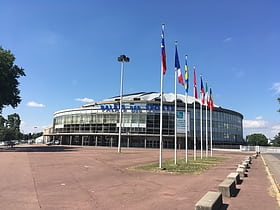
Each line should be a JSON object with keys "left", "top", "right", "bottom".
{"left": 69, "top": 136, "right": 72, "bottom": 146}
{"left": 127, "top": 136, "right": 130, "bottom": 148}
{"left": 95, "top": 136, "right": 98, "bottom": 147}
{"left": 144, "top": 137, "right": 147, "bottom": 149}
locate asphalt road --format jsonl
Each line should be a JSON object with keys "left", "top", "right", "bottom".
{"left": 262, "top": 153, "right": 280, "bottom": 191}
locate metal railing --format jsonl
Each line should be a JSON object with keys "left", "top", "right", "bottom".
{"left": 240, "top": 145, "right": 280, "bottom": 153}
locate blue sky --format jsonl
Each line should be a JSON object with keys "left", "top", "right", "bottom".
{"left": 1, "top": 0, "right": 279, "bottom": 138}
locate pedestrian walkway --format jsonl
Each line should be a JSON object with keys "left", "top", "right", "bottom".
{"left": 0, "top": 145, "right": 279, "bottom": 209}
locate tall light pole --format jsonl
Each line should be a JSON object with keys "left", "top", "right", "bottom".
{"left": 34, "top": 126, "right": 38, "bottom": 144}
{"left": 117, "top": 55, "right": 130, "bottom": 153}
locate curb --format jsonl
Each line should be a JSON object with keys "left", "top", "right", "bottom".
{"left": 261, "top": 155, "right": 280, "bottom": 207}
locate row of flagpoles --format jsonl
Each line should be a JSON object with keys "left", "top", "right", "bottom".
{"left": 159, "top": 24, "right": 214, "bottom": 168}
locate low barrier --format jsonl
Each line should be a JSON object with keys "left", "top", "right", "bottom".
{"left": 227, "top": 172, "right": 241, "bottom": 185}
{"left": 218, "top": 178, "right": 237, "bottom": 197}
{"left": 240, "top": 145, "right": 280, "bottom": 153}
{"left": 195, "top": 191, "right": 223, "bottom": 210}
{"left": 195, "top": 154, "right": 258, "bottom": 209}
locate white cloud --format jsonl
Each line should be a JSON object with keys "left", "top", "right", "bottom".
{"left": 243, "top": 117, "right": 280, "bottom": 139}
{"left": 20, "top": 121, "right": 50, "bottom": 134}
{"left": 271, "top": 124, "right": 280, "bottom": 136}
{"left": 26, "top": 101, "right": 45, "bottom": 107}
{"left": 75, "top": 97, "right": 94, "bottom": 103}
{"left": 271, "top": 82, "right": 280, "bottom": 94}
{"left": 243, "top": 119, "right": 267, "bottom": 128}
{"left": 223, "top": 37, "right": 232, "bottom": 42}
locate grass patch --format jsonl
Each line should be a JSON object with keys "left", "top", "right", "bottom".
{"left": 132, "top": 157, "right": 227, "bottom": 174}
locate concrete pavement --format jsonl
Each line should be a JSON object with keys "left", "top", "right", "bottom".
{"left": 0, "top": 145, "right": 279, "bottom": 209}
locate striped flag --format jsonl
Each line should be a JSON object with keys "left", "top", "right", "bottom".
{"left": 209, "top": 88, "right": 214, "bottom": 110}
{"left": 161, "top": 24, "right": 167, "bottom": 75}
{"left": 200, "top": 76, "right": 205, "bottom": 104}
{"left": 175, "top": 44, "right": 184, "bottom": 85}
{"left": 205, "top": 82, "right": 209, "bottom": 106}
{"left": 193, "top": 67, "right": 198, "bottom": 99}
{"left": 184, "top": 55, "right": 189, "bottom": 93}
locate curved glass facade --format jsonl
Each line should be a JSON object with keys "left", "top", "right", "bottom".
{"left": 50, "top": 95, "right": 243, "bottom": 148}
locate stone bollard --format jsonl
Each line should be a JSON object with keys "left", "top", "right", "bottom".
{"left": 244, "top": 159, "right": 251, "bottom": 164}
{"left": 241, "top": 161, "right": 249, "bottom": 168}
{"left": 227, "top": 172, "right": 241, "bottom": 185}
{"left": 238, "top": 164, "right": 246, "bottom": 169}
{"left": 236, "top": 167, "right": 246, "bottom": 177}
{"left": 195, "top": 191, "right": 223, "bottom": 210}
{"left": 218, "top": 178, "right": 237, "bottom": 197}
{"left": 246, "top": 156, "right": 252, "bottom": 161}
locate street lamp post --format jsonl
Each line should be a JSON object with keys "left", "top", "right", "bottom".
{"left": 34, "top": 126, "right": 38, "bottom": 144}
{"left": 117, "top": 55, "right": 130, "bottom": 153}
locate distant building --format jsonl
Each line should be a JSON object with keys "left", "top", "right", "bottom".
{"left": 43, "top": 126, "right": 53, "bottom": 143}
{"left": 44, "top": 92, "right": 244, "bottom": 148}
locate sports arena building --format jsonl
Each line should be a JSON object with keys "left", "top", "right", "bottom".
{"left": 44, "top": 92, "right": 244, "bottom": 148}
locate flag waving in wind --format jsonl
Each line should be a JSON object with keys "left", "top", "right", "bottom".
{"left": 175, "top": 43, "right": 184, "bottom": 85}
{"left": 200, "top": 76, "right": 205, "bottom": 104}
{"left": 209, "top": 88, "right": 214, "bottom": 110}
{"left": 161, "top": 24, "right": 167, "bottom": 75}
{"left": 205, "top": 82, "right": 209, "bottom": 106}
{"left": 184, "top": 55, "right": 189, "bottom": 93}
{"left": 193, "top": 67, "right": 198, "bottom": 99}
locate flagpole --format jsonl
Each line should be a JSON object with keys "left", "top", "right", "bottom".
{"left": 210, "top": 88, "right": 213, "bottom": 157}
{"left": 193, "top": 98, "right": 196, "bottom": 161}
{"left": 210, "top": 104, "right": 213, "bottom": 157}
{"left": 185, "top": 92, "right": 188, "bottom": 163}
{"left": 159, "top": 24, "right": 166, "bottom": 169}
{"left": 174, "top": 69, "right": 177, "bottom": 165}
{"left": 200, "top": 75, "right": 203, "bottom": 159}
{"left": 184, "top": 55, "right": 189, "bottom": 163}
{"left": 205, "top": 82, "right": 209, "bottom": 158}
{"left": 160, "top": 61, "right": 163, "bottom": 168}
{"left": 200, "top": 99, "right": 203, "bottom": 159}
{"left": 193, "top": 67, "right": 197, "bottom": 161}
{"left": 206, "top": 100, "right": 208, "bottom": 157}
{"left": 174, "top": 41, "right": 178, "bottom": 165}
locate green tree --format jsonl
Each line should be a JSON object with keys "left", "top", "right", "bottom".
{"left": 0, "top": 127, "right": 14, "bottom": 142}
{"left": 0, "top": 46, "right": 25, "bottom": 112}
{"left": 278, "top": 97, "right": 280, "bottom": 113}
{"left": 7, "top": 113, "right": 21, "bottom": 139}
{"left": 7, "top": 113, "right": 20, "bottom": 131}
{"left": 247, "top": 133, "right": 268, "bottom": 146}
{"left": 0, "top": 115, "right": 6, "bottom": 127}
{"left": 0, "top": 113, "right": 21, "bottom": 142}
{"left": 272, "top": 133, "right": 280, "bottom": 146}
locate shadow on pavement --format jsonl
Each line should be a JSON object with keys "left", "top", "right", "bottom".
{"left": 232, "top": 188, "right": 240, "bottom": 197}
{"left": 221, "top": 204, "right": 229, "bottom": 210}
{"left": 0, "top": 145, "right": 79, "bottom": 152}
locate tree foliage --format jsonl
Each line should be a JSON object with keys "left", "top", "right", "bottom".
{"left": 247, "top": 133, "right": 268, "bottom": 146}
{"left": 272, "top": 133, "right": 280, "bottom": 146}
{"left": 0, "top": 46, "right": 25, "bottom": 112}
{"left": 0, "top": 113, "right": 21, "bottom": 141}
{"left": 278, "top": 97, "right": 280, "bottom": 113}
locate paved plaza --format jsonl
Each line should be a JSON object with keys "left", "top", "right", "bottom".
{"left": 0, "top": 145, "right": 279, "bottom": 210}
